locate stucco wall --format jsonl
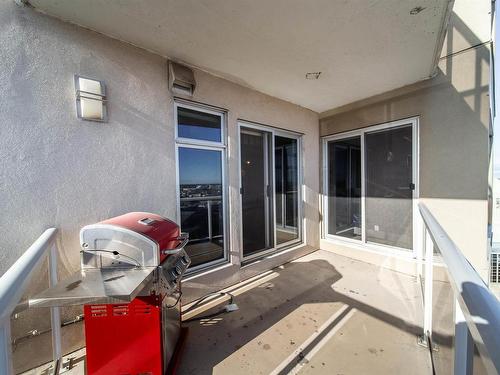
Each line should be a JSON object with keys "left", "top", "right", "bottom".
{"left": 319, "top": 7, "right": 490, "bottom": 280}
{"left": 0, "top": 1, "right": 319, "bottom": 371}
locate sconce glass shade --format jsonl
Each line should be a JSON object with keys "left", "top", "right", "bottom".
{"left": 75, "top": 76, "right": 107, "bottom": 122}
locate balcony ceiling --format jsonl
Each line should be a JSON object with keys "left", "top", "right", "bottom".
{"left": 29, "top": 0, "right": 451, "bottom": 113}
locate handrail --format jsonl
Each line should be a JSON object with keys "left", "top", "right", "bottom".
{"left": 180, "top": 195, "right": 222, "bottom": 202}
{"left": 0, "top": 228, "right": 60, "bottom": 375}
{"left": 180, "top": 196, "right": 223, "bottom": 241}
{"left": 419, "top": 203, "right": 500, "bottom": 374}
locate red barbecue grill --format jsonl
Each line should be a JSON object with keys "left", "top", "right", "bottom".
{"left": 29, "top": 212, "right": 191, "bottom": 375}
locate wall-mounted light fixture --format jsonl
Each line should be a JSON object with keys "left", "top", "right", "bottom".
{"left": 75, "top": 75, "right": 107, "bottom": 122}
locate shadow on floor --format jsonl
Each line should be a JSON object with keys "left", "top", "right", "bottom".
{"left": 179, "top": 254, "right": 453, "bottom": 374}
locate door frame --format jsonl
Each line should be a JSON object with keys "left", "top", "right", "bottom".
{"left": 237, "top": 120, "right": 303, "bottom": 262}
{"left": 275, "top": 145, "right": 285, "bottom": 229}
{"left": 322, "top": 116, "right": 420, "bottom": 258}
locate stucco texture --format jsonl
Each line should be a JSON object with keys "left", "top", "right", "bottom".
{"left": 0, "top": 1, "right": 319, "bottom": 371}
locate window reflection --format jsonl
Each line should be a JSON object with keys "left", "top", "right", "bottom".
{"left": 178, "top": 147, "right": 224, "bottom": 267}
{"left": 328, "top": 137, "right": 362, "bottom": 240}
{"left": 240, "top": 130, "right": 272, "bottom": 255}
{"left": 177, "top": 107, "right": 221, "bottom": 142}
{"left": 275, "top": 136, "right": 299, "bottom": 245}
{"left": 365, "top": 126, "right": 413, "bottom": 249}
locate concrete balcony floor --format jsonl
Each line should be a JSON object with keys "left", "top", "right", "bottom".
{"left": 24, "top": 250, "right": 434, "bottom": 374}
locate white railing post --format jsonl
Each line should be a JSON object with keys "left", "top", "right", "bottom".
{"left": 454, "top": 299, "right": 473, "bottom": 375}
{"left": 48, "top": 243, "right": 62, "bottom": 371}
{"left": 423, "top": 228, "right": 434, "bottom": 341}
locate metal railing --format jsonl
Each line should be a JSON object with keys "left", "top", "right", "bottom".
{"left": 418, "top": 203, "right": 500, "bottom": 374}
{"left": 0, "top": 228, "right": 61, "bottom": 375}
{"left": 180, "top": 196, "right": 222, "bottom": 241}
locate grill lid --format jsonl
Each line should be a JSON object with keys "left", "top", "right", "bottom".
{"left": 99, "top": 212, "right": 181, "bottom": 254}
{"left": 80, "top": 212, "right": 184, "bottom": 267}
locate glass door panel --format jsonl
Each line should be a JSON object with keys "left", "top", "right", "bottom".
{"left": 240, "top": 128, "right": 273, "bottom": 256}
{"left": 275, "top": 146, "right": 284, "bottom": 228}
{"left": 365, "top": 125, "right": 413, "bottom": 249}
{"left": 275, "top": 136, "right": 299, "bottom": 245}
{"left": 327, "top": 137, "right": 362, "bottom": 240}
{"left": 178, "top": 147, "right": 224, "bottom": 267}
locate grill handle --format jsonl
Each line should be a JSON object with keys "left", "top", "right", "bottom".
{"left": 162, "top": 232, "right": 189, "bottom": 255}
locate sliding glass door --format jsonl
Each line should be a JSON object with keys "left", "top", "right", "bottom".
{"left": 240, "top": 123, "right": 301, "bottom": 259}
{"left": 327, "top": 137, "right": 362, "bottom": 240}
{"left": 240, "top": 128, "right": 273, "bottom": 256}
{"left": 365, "top": 126, "right": 413, "bottom": 249}
{"left": 324, "top": 118, "right": 417, "bottom": 253}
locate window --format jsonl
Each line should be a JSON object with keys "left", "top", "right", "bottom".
{"left": 177, "top": 106, "right": 222, "bottom": 142}
{"left": 175, "top": 102, "right": 226, "bottom": 269}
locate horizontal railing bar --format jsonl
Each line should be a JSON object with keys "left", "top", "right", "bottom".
{"left": 0, "top": 228, "right": 58, "bottom": 322}
{"left": 180, "top": 196, "right": 222, "bottom": 202}
{"left": 188, "top": 235, "right": 223, "bottom": 242}
{"left": 419, "top": 203, "right": 500, "bottom": 374}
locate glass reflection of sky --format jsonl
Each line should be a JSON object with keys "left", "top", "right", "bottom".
{"left": 178, "top": 107, "right": 221, "bottom": 142}
{"left": 179, "top": 147, "right": 222, "bottom": 185}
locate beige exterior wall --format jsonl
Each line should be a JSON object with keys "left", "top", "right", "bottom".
{"left": 0, "top": 2, "right": 319, "bottom": 371}
{"left": 319, "top": 6, "right": 491, "bottom": 280}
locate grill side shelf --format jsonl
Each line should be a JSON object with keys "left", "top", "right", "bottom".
{"left": 28, "top": 267, "right": 157, "bottom": 308}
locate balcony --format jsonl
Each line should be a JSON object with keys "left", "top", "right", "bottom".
{"left": 0, "top": 0, "right": 497, "bottom": 373}
{"left": 10, "top": 204, "right": 500, "bottom": 374}
{"left": 20, "top": 250, "right": 433, "bottom": 374}
{"left": 6, "top": 154, "right": 496, "bottom": 372}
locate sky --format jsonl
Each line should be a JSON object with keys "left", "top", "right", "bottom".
{"left": 177, "top": 108, "right": 223, "bottom": 185}
{"left": 178, "top": 147, "right": 222, "bottom": 185}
